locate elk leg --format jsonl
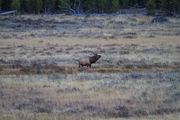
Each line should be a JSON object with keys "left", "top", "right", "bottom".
{"left": 86, "top": 64, "right": 91, "bottom": 68}
{"left": 79, "top": 64, "right": 82, "bottom": 68}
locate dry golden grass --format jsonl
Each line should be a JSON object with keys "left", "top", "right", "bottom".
{"left": 0, "top": 64, "right": 179, "bottom": 75}
{"left": 0, "top": 69, "right": 179, "bottom": 119}
{"left": 0, "top": 36, "right": 180, "bottom": 47}
{"left": 0, "top": 112, "right": 179, "bottom": 120}
{"left": 0, "top": 15, "right": 180, "bottom": 120}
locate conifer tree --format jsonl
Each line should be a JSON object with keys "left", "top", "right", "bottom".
{"left": 28, "top": 0, "right": 42, "bottom": 14}
{"left": 146, "top": 0, "right": 156, "bottom": 15}
{"left": 1, "top": 0, "right": 12, "bottom": 11}
{"left": 0, "top": 0, "right": 179, "bottom": 15}
{"left": 19, "top": 0, "right": 28, "bottom": 13}
{"left": 11, "top": 0, "right": 21, "bottom": 12}
{"left": 111, "top": 0, "right": 119, "bottom": 12}
{"left": 119, "top": 0, "right": 129, "bottom": 9}
{"left": 0, "top": 0, "right": 2, "bottom": 10}
{"left": 43, "top": 0, "right": 55, "bottom": 13}
{"left": 177, "top": 0, "right": 180, "bottom": 13}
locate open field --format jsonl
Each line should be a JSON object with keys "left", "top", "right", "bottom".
{"left": 0, "top": 14, "right": 180, "bottom": 120}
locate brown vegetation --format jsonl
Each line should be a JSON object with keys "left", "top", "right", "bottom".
{"left": 0, "top": 15, "right": 180, "bottom": 120}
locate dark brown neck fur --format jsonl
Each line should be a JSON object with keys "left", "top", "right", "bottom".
{"left": 89, "top": 56, "right": 98, "bottom": 63}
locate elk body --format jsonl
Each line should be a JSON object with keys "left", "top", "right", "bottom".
{"left": 78, "top": 53, "right": 101, "bottom": 68}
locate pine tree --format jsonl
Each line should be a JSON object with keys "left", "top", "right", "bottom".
{"left": 54, "top": 0, "right": 63, "bottom": 13}
{"left": 169, "top": 0, "right": 176, "bottom": 15}
{"left": 35, "top": 0, "right": 43, "bottom": 14}
{"left": 119, "top": 0, "right": 130, "bottom": 9}
{"left": 82, "top": 0, "right": 96, "bottom": 13}
{"left": 11, "top": 0, "right": 21, "bottom": 12}
{"left": 58, "top": 0, "right": 79, "bottom": 14}
{"left": 0, "top": 0, "right": 179, "bottom": 15}
{"left": 111, "top": 0, "right": 119, "bottom": 12}
{"left": 177, "top": 0, "right": 180, "bottom": 14}
{"left": 0, "top": 0, "right": 2, "bottom": 10}
{"left": 146, "top": 0, "right": 156, "bottom": 15}
{"left": 28, "top": 0, "right": 43, "bottom": 14}
{"left": 57, "top": 0, "right": 67, "bottom": 8}
{"left": 1, "top": 0, "right": 12, "bottom": 11}
{"left": 160, "top": 0, "right": 169, "bottom": 15}
{"left": 96, "top": 0, "right": 107, "bottom": 13}
{"left": 20, "top": 0, "right": 28, "bottom": 13}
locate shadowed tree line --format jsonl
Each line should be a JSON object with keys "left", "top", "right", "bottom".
{"left": 0, "top": 0, "right": 180, "bottom": 15}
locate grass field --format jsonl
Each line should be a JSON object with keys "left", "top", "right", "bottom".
{"left": 0, "top": 14, "right": 180, "bottom": 120}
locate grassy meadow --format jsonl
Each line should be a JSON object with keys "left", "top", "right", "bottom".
{"left": 0, "top": 14, "right": 180, "bottom": 120}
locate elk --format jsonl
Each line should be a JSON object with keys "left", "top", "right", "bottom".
{"left": 78, "top": 52, "right": 101, "bottom": 68}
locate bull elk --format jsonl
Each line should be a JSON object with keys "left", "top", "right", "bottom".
{"left": 78, "top": 52, "right": 101, "bottom": 68}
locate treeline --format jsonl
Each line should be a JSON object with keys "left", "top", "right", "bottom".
{"left": 0, "top": 0, "right": 180, "bottom": 15}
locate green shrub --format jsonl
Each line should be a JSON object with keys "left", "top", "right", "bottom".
{"left": 119, "top": 0, "right": 130, "bottom": 9}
